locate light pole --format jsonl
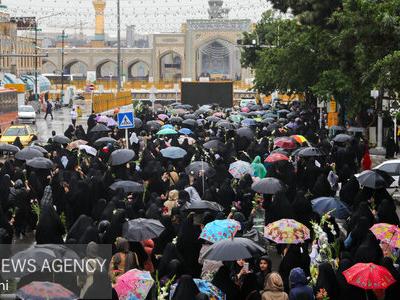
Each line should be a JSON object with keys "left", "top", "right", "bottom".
{"left": 59, "top": 30, "right": 67, "bottom": 104}
{"left": 371, "top": 89, "right": 383, "bottom": 149}
{"left": 117, "top": 0, "right": 121, "bottom": 91}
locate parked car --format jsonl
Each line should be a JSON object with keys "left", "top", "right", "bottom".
{"left": 0, "top": 124, "right": 37, "bottom": 146}
{"left": 18, "top": 105, "right": 36, "bottom": 124}
{"left": 373, "top": 159, "right": 400, "bottom": 189}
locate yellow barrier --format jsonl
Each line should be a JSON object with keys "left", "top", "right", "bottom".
{"left": 92, "top": 91, "right": 132, "bottom": 114}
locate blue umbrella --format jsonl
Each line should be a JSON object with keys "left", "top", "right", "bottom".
{"left": 311, "top": 197, "right": 350, "bottom": 219}
{"left": 179, "top": 128, "right": 193, "bottom": 135}
{"left": 160, "top": 146, "right": 187, "bottom": 159}
{"left": 241, "top": 118, "right": 257, "bottom": 127}
{"left": 161, "top": 124, "right": 174, "bottom": 129}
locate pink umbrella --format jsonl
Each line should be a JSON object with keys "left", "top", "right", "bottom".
{"left": 114, "top": 269, "right": 154, "bottom": 300}
{"left": 97, "top": 115, "right": 109, "bottom": 124}
{"left": 241, "top": 107, "right": 250, "bottom": 113}
{"left": 107, "top": 117, "right": 118, "bottom": 127}
{"left": 158, "top": 114, "right": 169, "bottom": 121}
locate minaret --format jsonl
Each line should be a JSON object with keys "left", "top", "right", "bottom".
{"left": 91, "top": 0, "right": 106, "bottom": 47}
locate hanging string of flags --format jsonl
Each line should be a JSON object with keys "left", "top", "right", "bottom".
{"left": 1, "top": 0, "right": 272, "bottom": 34}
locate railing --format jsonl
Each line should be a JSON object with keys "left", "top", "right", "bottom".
{"left": 92, "top": 91, "right": 132, "bottom": 113}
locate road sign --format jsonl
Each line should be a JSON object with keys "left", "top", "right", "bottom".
{"left": 118, "top": 112, "right": 135, "bottom": 129}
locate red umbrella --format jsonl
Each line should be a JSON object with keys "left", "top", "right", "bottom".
{"left": 273, "top": 137, "right": 297, "bottom": 150}
{"left": 265, "top": 153, "right": 289, "bottom": 163}
{"left": 343, "top": 263, "right": 396, "bottom": 290}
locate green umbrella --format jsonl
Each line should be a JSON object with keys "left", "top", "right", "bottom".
{"left": 156, "top": 128, "right": 178, "bottom": 135}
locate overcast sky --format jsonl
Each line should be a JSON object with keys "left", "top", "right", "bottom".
{"left": 2, "top": 0, "right": 272, "bottom": 36}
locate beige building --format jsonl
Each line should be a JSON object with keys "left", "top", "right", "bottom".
{"left": 0, "top": 12, "right": 40, "bottom": 76}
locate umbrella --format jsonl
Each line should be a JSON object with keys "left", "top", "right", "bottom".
{"left": 264, "top": 219, "right": 310, "bottom": 244}
{"left": 157, "top": 113, "right": 169, "bottom": 121}
{"left": 200, "top": 219, "right": 241, "bottom": 243}
{"left": 229, "top": 160, "right": 253, "bottom": 179}
{"left": 330, "top": 125, "right": 346, "bottom": 131}
{"left": 217, "top": 121, "right": 235, "bottom": 130}
{"left": 184, "top": 113, "right": 197, "bottom": 120}
{"left": 183, "top": 200, "right": 224, "bottom": 212}
{"left": 156, "top": 128, "right": 178, "bottom": 135}
{"left": 15, "top": 148, "right": 43, "bottom": 161}
{"left": 114, "top": 269, "right": 154, "bottom": 300}
{"left": 370, "top": 223, "right": 400, "bottom": 249}
{"left": 109, "top": 149, "right": 135, "bottom": 166}
{"left": 90, "top": 123, "right": 111, "bottom": 133}
{"left": 291, "top": 135, "right": 308, "bottom": 145}
{"left": 161, "top": 124, "right": 174, "bottom": 130}
{"left": 197, "top": 119, "right": 206, "bottom": 126}
{"left": 26, "top": 157, "right": 54, "bottom": 170}
{"left": 160, "top": 146, "right": 187, "bottom": 159}
{"left": 266, "top": 123, "right": 280, "bottom": 132}
{"left": 146, "top": 120, "right": 162, "bottom": 131}
{"left": 176, "top": 104, "right": 192, "bottom": 110}
{"left": 297, "top": 147, "right": 323, "bottom": 157}
{"left": 170, "top": 116, "right": 183, "bottom": 124}
{"left": 265, "top": 153, "right": 289, "bottom": 163}
{"left": 53, "top": 135, "right": 71, "bottom": 144}
{"left": 206, "top": 116, "right": 221, "bottom": 123}
{"left": 278, "top": 109, "right": 290, "bottom": 115}
{"left": 0, "top": 143, "right": 20, "bottom": 153}
{"left": 134, "top": 118, "right": 143, "bottom": 128}
{"left": 107, "top": 117, "right": 118, "bottom": 127}
{"left": 311, "top": 197, "right": 350, "bottom": 219}
{"left": 182, "top": 119, "right": 197, "bottom": 128}
{"left": 202, "top": 237, "right": 266, "bottom": 261}
{"left": 271, "top": 148, "right": 290, "bottom": 156}
{"left": 94, "top": 137, "right": 117, "bottom": 147}
{"left": 274, "top": 137, "right": 297, "bottom": 150}
{"left": 291, "top": 147, "right": 308, "bottom": 157}
{"left": 96, "top": 115, "right": 109, "bottom": 123}
{"left": 170, "top": 279, "right": 225, "bottom": 300}
{"left": 356, "top": 170, "right": 394, "bottom": 189}
{"left": 185, "top": 161, "right": 216, "bottom": 177}
{"left": 343, "top": 263, "right": 396, "bottom": 290}
{"left": 110, "top": 180, "right": 144, "bottom": 193}
{"left": 203, "top": 140, "right": 226, "bottom": 152}
{"left": 347, "top": 127, "right": 365, "bottom": 133}
{"left": 16, "top": 281, "right": 77, "bottom": 300}
{"left": 333, "top": 134, "right": 353, "bottom": 143}
{"left": 178, "top": 128, "right": 193, "bottom": 135}
{"left": 178, "top": 135, "right": 196, "bottom": 145}
{"left": 251, "top": 177, "right": 285, "bottom": 194}
{"left": 79, "top": 145, "right": 97, "bottom": 156}
{"left": 67, "top": 139, "right": 88, "bottom": 150}
{"left": 241, "top": 118, "right": 256, "bottom": 127}
{"left": 122, "top": 218, "right": 165, "bottom": 241}
{"left": 261, "top": 117, "right": 275, "bottom": 124}
{"left": 236, "top": 127, "right": 255, "bottom": 139}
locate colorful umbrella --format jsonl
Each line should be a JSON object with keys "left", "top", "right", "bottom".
{"left": 161, "top": 124, "right": 174, "bottom": 130}
{"left": 178, "top": 136, "right": 196, "bottom": 145}
{"left": 229, "top": 160, "right": 253, "bottom": 179}
{"left": 107, "top": 117, "right": 118, "bottom": 127}
{"left": 273, "top": 137, "right": 297, "bottom": 150}
{"left": 156, "top": 128, "right": 178, "bottom": 136}
{"left": 170, "top": 279, "right": 225, "bottom": 300}
{"left": 96, "top": 115, "right": 109, "bottom": 123}
{"left": 291, "top": 135, "right": 308, "bottom": 145}
{"left": 115, "top": 269, "right": 154, "bottom": 300}
{"left": 264, "top": 219, "right": 310, "bottom": 244}
{"left": 370, "top": 223, "right": 400, "bottom": 248}
{"left": 16, "top": 281, "right": 77, "bottom": 300}
{"left": 265, "top": 153, "right": 289, "bottom": 163}
{"left": 200, "top": 219, "right": 241, "bottom": 243}
{"left": 343, "top": 263, "right": 396, "bottom": 290}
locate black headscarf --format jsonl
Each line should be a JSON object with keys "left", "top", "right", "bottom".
{"left": 171, "top": 275, "right": 200, "bottom": 300}
{"left": 377, "top": 199, "right": 400, "bottom": 226}
{"left": 315, "top": 262, "right": 340, "bottom": 300}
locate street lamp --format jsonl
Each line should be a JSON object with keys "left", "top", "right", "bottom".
{"left": 58, "top": 30, "right": 68, "bottom": 105}
{"left": 117, "top": 0, "right": 121, "bottom": 91}
{"left": 371, "top": 89, "right": 383, "bottom": 149}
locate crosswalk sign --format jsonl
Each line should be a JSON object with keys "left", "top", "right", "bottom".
{"left": 118, "top": 112, "right": 135, "bottom": 129}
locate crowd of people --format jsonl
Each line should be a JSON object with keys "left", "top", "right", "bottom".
{"left": 0, "top": 100, "right": 400, "bottom": 300}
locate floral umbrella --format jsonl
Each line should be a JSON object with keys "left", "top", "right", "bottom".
{"left": 200, "top": 219, "right": 241, "bottom": 243}
{"left": 264, "top": 219, "right": 310, "bottom": 244}
{"left": 370, "top": 223, "right": 400, "bottom": 248}
{"left": 16, "top": 281, "right": 77, "bottom": 300}
{"left": 229, "top": 160, "right": 253, "bottom": 179}
{"left": 114, "top": 269, "right": 154, "bottom": 300}
{"left": 343, "top": 263, "right": 396, "bottom": 290}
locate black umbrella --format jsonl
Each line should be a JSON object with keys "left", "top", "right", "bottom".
{"left": 262, "top": 118, "right": 275, "bottom": 124}
{"left": 202, "top": 237, "right": 266, "bottom": 261}
{"left": 203, "top": 140, "right": 226, "bottom": 152}
{"left": 206, "top": 116, "right": 221, "bottom": 123}
{"left": 110, "top": 180, "right": 144, "bottom": 193}
{"left": 53, "top": 135, "right": 71, "bottom": 144}
{"left": 185, "top": 161, "right": 216, "bottom": 177}
{"left": 90, "top": 123, "right": 111, "bottom": 133}
{"left": 286, "top": 112, "right": 299, "bottom": 119}
{"left": 236, "top": 127, "right": 255, "bottom": 139}
{"left": 160, "top": 146, "right": 187, "bottom": 159}
{"left": 333, "top": 134, "right": 352, "bottom": 143}
{"left": 217, "top": 121, "right": 235, "bottom": 130}
{"left": 146, "top": 121, "right": 162, "bottom": 131}
{"left": 94, "top": 137, "right": 117, "bottom": 147}
{"left": 29, "top": 145, "right": 48, "bottom": 154}
{"left": 298, "top": 147, "right": 323, "bottom": 157}
{"left": 183, "top": 200, "right": 224, "bottom": 212}
{"left": 122, "top": 218, "right": 165, "bottom": 241}
{"left": 134, "top": 118, "right": 143, "bottom": 128}
{"left": 15, "top": 148, "right": 43, "bottom": 161}
{"left": 266, "top": 124, "right": 280, "bottom": 132}
{"left": 177, "top": 104, "right": 192, "bottom": 110}
{"left": 26, "top": 157, "right": 54, "bottom": 169}
{"left": 291, "top": 147, "right": 308, "bottom": 157}
{"left": 109, "top": 149, "right": 135, "bottom": 166}
{"left": 251, "top": 177, "right": 285, "bottom": 194}
{"left": 0, "top": 143, "right": 20, "bottom": 153}
{"left": 183, "top": 114, "right": 196, "bottom": 120}
{"left": 197, "top": 119, "right": 206, "bottom": 127}
{"left": 182, "top": 119, "right": 197, "bottom": 128}
{"left": 278, "top": 109, "right": 290, "bottom": 115}
{"left": 170, "top": 117, "right": 183, "bottom": 124}
{"left": 356, "top": 170, "right": 394, "bottom": 189}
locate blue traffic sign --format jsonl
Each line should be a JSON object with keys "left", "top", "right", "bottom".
{"left": 117, "top": 112, "right": 135, "bottom": 129}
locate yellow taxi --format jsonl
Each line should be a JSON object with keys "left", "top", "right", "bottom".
{"left": 0, "top": 124, "right": 37, "bottom": 146}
